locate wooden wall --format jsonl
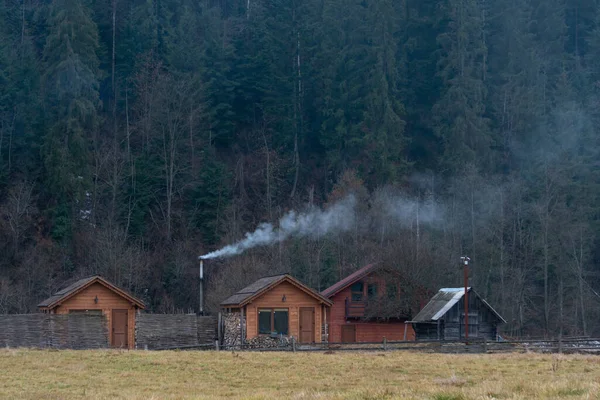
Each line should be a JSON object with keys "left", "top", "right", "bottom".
{"left": 53, "top": 282, "right": 138, "bottom": 349}
{"left": 244, "top": 281, "right": 325, "bottom": 342}
{"left": 414, "top": 293, "right": 500, "bottom": 341}
{"left": 327, "top": 285, "right": 415, "bottom": 342}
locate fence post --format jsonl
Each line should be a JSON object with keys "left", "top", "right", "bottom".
{"left": 558, "top": 337, "right": 563, "bottom": 354}
{"left": 292, "top": 336, "right": 296, "bottom": 352}
{"left": 483, "top": 337, "right": 488, "bottom": 353}
{"left": 383, "top": 337, "right": 387, "bottom": 351}
{"left": 215, "top": 340, "right": 220, "bottom": 351}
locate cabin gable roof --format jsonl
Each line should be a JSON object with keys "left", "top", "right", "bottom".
{"left": 221, "top": 274, "right": 332, "bottom": 307}
{"left": 411, "top": 287, "right": 506, "bottom": 324}
{"left": 320, "top": 263, "right": 380, "bottom": 298}
{"left": 38, "top": 276, "right": 145, "bottom": 310}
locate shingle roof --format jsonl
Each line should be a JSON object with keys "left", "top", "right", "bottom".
{"left": 221, "top": 274, "right": 332, "bottom": 307}
{"left": 321, "top": 263, "right": 378, "bottom": 298}
{"left": 38, "top": 276, "right": 145, "bottom": 309}
{"left": 411, "top": 287, "right": 505, "bottom": 323}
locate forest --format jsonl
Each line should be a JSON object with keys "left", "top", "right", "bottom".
{"left": 0, "top": 0, "right": 599, "bottom": 338}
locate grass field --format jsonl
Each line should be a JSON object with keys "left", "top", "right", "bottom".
{"left": 1, "top": 349, "right": 599, "bottom": 399}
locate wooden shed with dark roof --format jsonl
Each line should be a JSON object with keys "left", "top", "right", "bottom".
{"left": 410, "top": 287, "right": 505, "bottom": 341}
{"left": 38, "top": 276, "right": 145, "bottom": 349}
{"left": 222, "top": 274, "right": 332, "bottom": 344}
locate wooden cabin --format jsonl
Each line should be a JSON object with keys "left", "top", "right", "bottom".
{"left": 221, "top": 274, "right": 332, "bottom": 343}
{"left": 410, "top": 287, "right": 505, "bottom": 341}
{"left": 38, "top": 276, "right": 145, "bottom": 349}
{"left": 321, "top": 264, "right": 423, "bottom": 343}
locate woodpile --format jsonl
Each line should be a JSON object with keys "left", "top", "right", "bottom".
{"left": 245, "top": 335, "right": 290, "bottom": 349}
{"left": 222, "top": 312, "right": 242, "bottom": 347}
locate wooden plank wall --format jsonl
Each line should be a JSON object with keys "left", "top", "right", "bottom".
{"left": 0, "top": 314, "right": 109, "bottom": 349}
{"left": 55, "top": 282, "right": 137, "bottom": 348}
{"left": 245, "top": 281, "right": 324, "bottom": 342}
{"left": 328, "top": 286, "right": 415, "bottom": 342}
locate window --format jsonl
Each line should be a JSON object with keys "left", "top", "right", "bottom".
{"left": 367, "top": 283, "right": 377, "bottom": 299}
{"left": 386, "top": 283, "right": 398, "bottom": 300}
{"left": 258, "top": 309, "right": 289, "bottom": 335}
{"left": 351, "top": 282, "right": 364, "bottom": 302}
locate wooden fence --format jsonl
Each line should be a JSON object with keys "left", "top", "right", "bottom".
{"left": 135, "top": 314, "right": 217, "bottom": 350}
{"left": 0, "top": 314, "right": 109, "bottom": 349}
{"left": 216, "top": 337, "right": 600, "bottom": 354}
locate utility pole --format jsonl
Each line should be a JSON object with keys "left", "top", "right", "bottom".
{"left": 461, "top": 256, "right": 470, "bottom": 343}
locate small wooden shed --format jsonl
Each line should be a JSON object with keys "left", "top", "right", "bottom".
{"left": 410, "top": 287, "right": 505, "bottom": 341}
{"left": 38, "top": 276, "right": 145, "bottom": 349}
{"left": 221, "top": 274, "right": 332, "bottom": 343}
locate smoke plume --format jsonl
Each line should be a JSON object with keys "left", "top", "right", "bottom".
{"left": 200, "top": 195, "right": 357, "bottom": 260}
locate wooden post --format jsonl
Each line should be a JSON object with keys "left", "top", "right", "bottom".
{"left": 460, "top": 256, "right": 471, "bottom": 344}
{"left": 383, "top": 337, "right": 387, "bottom": 350}
{"left": 240, "top": 307, "right": 245, "bottom": 346}
{"left": 464, "top": 263, "right": 469, "bottom": 344}
{"left": 558, "top": 336, "right": 563, "bottom": 354}
{"left": 403, "top": 322, "right": 408, "bottom": 341}
{"left": 215, "top": 340, "right": 220, "bottom": 351}
{"left": 217, "top": 312, "right": 222, "bottom": 347}
{"left": 437, "top": 320, "right": 441, "bottom": 341}
{"left": 292, "top": 336, "right": 296, "bottom": 352}
{"left": 483, "top": 337, "right": 488, "bottom": 353}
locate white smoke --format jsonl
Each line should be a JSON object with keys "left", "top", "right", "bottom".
{"left": 200, "top": 195, "right": 357, "bottom": 260}
{"left": 372, "top": 186, "right": 443, "bottom": 228}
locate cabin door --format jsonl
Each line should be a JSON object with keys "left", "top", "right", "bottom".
{"left": 299, "top": 307, "right": 315, "bottom": 343}
{"left": 112, "top": 309, "right": 128, "bottom": 348}
{"left": 341, "top": 324, "right": 356, "bottom": 343}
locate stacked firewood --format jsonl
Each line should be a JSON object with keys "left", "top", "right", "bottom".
{"left": 222, "top": 312, "right": 242, "bottom": 347}
{"left": 245, "top": 335, "right": 290, "bottom": 349}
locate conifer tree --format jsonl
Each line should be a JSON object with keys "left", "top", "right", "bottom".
{"left": 42, "top": 0, "right": 101, "bottom": 238}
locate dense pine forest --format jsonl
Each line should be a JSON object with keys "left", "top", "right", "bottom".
{"left": 1, "top": 0, "right": 599, "bottom": 337}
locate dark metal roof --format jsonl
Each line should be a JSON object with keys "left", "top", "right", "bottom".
{"left": 221, "top": 274, "right": 332, "bottom": 307}
{"left": 411, "top": 287, "right": 506, "bottom": 323}
{"left": 321, "top": 263, "right": 378, "bottom": 298}
{"left": 38, "top": 276, "right": 145, "bottom": 309}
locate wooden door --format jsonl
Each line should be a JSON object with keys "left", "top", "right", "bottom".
{"left": 299, "top": 307, "right": 314, "bottom": 343}
{"left": 341, "top": 324, "right": 356, "bottom": 343}
{"left": 112, "top": 309, "right": 128, "bottom": 348}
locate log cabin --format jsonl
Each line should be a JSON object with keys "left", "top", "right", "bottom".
{"left": 410, "top": 287, "right": 505, "bottom": 341}
{"left": 321, "top": 264, "right": 426, "bottom": 343}
{"left": 221, "top": 274, "right": 332, "bottom": 344}
{"left": 38, "top": 276, "right": 145, "bottom": 349}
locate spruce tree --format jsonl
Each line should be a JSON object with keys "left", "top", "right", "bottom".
{"left": 431, "top": 0, "right": 491, "bottom": 173}
{"left": 42, "top": 0, "right": 101, "bottom": 238}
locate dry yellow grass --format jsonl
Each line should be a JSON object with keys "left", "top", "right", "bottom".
{"left": 0, "top": 349, "right": 599, "bottom": 399}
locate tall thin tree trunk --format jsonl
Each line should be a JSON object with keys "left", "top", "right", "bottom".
{"left": 261, "top": 126, "right": 272, "bottom": 220}
{"left": 110, "top": 0, "right": 118, "bottom": 224}
{"left": 577, "top": 228, "right": 587, "bottom": 336}
{"left": 290, "top": 3, "right": 301, "bottom": 199}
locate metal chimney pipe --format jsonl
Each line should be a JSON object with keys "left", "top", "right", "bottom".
{"left": 199, "top": 259, "right": 204, "bottom": 315}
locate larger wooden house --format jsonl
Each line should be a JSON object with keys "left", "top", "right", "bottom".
{"left": 410, "top": 287, "right": 505, "bottom": 341}
{"left": 321, "top": 264, "right": 424, "bottom": 343}
{"left": 38, "top": 276, "right": 145, "bottom": 349}
{"left": 221, "top": 274, "right": 332, "bottom": 343}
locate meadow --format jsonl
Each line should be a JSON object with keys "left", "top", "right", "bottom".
{"left": 0, "top": 349, "right": 598, "bottom": 399}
